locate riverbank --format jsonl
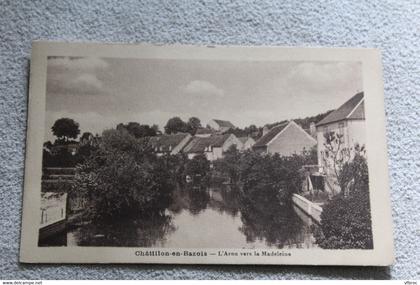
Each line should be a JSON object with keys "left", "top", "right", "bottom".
{"left": 292, "top": 194, "right": 323, "bottom": 224}
{"left": 39, "top": 186, "right": 318, "bottom": 248}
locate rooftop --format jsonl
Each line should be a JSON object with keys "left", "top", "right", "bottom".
{"left": 316, "top": 92, "right": 365, "bottom": 127}
{"left": 147, "top": 133, "right": 190, "bottom": 152}
{"left": 183, "top": 134, "right": 231, "bottom": 153}
{"left": 195, "top": 128, "right": 216, "bottom": 135}
{"left": 238, "top": 137, "right": 251, "bottom": 144}
{"left": 253, "top": 121, "right": 289, "bottom": 148}
{"left": 212, "top": 119, "right": 235, "bottom": 129}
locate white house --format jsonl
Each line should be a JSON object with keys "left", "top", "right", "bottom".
{"left": 316, "top": 92, "right": 366, "bottom": 170}
{"left": 238, "top": 136, "right": 256, "bottom": 151}
{"left": 147, "top": 133, "right": 192, "bottom": 156}
{"left": 182, "top": 133, "right": 243, "bottom": 161}
{"left": 195, "top": 128, "right": 216, "bottom": 138}
{"left": 311, "top": 92, "right": 366, "bottom": 195}
{"left": 253, "top": 121, "right": 317, "bottom": 156}
{"left": 207, "top": 119, "right": 235, "bottom": 133}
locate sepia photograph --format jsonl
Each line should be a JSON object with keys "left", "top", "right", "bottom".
{"left": 20, "top": 42, "right": 394, "bottom": 265}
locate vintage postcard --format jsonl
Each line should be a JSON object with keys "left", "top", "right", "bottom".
{"left": 20, "top": 42, "right": 394, "bottom": 265}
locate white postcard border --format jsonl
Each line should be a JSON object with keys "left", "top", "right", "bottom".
{"left": 20, "top": 42, "right": 394, "bottom": 265}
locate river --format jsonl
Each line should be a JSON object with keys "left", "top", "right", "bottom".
{"left": 40, "top": 185, "right": 318, "bottom": 249}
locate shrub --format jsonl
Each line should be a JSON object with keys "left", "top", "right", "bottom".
{"left": 239, "top": 152, "right": 315, "bottom": 207}
{"left": 213, "top": 145, "right": 241, "bottom": 183}
{"left": 315, "top": 154, "right": 373, "bottom": 249}
{"left": 43, "top": 148, "right": 77, "bottom": 167}
{"left": 77, "top": 143, "right": 98, "bottom": 164}
{"left": 160, "top": 153, "right": 189, "bottom": 185}
{"left": 72, "top": 128, "right": 174, "bottom": 222}
{"left": 183, "top": 154, "right": 210, "bottom": 184}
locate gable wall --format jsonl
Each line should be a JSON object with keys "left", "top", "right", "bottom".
{"left": 316, "top": 119, "right": 366, "bottom": 170}
{"left": 222, "top": 134, "right": 243, "bottom": 152}
{"left": 207, "top": 120, "right": 220, "bottom": 130}
{"left": 267, "top": 123, "right": 316, "bottom": 156}
{"left": 347, "top": 120, "right": 366, "bottom": 150}
{"left": 242, "top": 138, "right": 255, "bottom": 150}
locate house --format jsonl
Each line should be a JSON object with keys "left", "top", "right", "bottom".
{"left": 253, "top": 121, "right": 317, "bottom": 156}
{"left": 207, "top": 119, "right": 235, "bottom": 133}
{"left": 195, "top": 128, "right": 217, "bottom": 138}
{"left": 316, "top": 92, "right": 366, "bottom": 170}
{"left": 238, "top": 136, "right": 256, "bottom": 151}
{"left": 182, "top": 133, "right": 243, "bottom": 161}
{"left": 147, "top": 133, "right": 192, "bottom": 156}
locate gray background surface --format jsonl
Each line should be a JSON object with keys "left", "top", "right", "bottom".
{"left": 1, "top": 0, "right": 419, "bottom": 280}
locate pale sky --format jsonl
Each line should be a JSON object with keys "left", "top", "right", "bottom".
{"left": 44, "top": 56, "right": 363, "bottom": 141}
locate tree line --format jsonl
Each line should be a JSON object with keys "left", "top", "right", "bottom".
{"left": 44, "top": 116, "right": 373, "bottom": 250}
{"left": 45, "top": 108, "right": 333, "bottom": 149}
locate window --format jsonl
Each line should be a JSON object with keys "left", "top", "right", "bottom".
{"left": 338, "top": 122, "right": 345, "bottom": 143}
{"left": 338, "top": 122, "right": 344, "bottom": 134}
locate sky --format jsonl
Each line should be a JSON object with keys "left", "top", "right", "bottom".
{"left": 44, "top": 56, "right": 363, "bottom": 141}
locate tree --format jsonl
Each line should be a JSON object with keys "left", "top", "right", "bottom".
{"left": 239, "top": 151, "right": 315, "bottom": 207}
{"left": 116, "top": 122, "right": 157, "bottom": 138}
{"left": 183, "top": 154, "right": 210, "bottom": 183}
{"left": 225, "top": 124, "right": 262, "bottom": 140}
{"left": 244, "top": 124, "right": 259, "bottom": 138}
{"left": 164, "top": 117, "right": 188, "bottom": 134}
{"left": 51, "top": 118, "right": 80, "bottom": 142}
{"left": 314, "top": 154, "right": 373, "bottom": 249}
{"left": 72, "top": 128, "right": 173, "bottom": 222}
{"left": 80, "top": 132, "right": 93, "bottom": 143}
{"left": 338, "top": 144, "right": 367, "bottom": 197}
{"left": 187, "top": 117, "right": 202, "bottom": 135}
{"left": 43, "top": 141, "right": 53, "bottom": 150}
{"left": 151, "top": 124, "right": 160, "bottom": 134}
{"left": 213, "top": 145, "right": 241, "bottom": 183}
{"left": 78, "top": 132, "right": 97, "bottom": 163}
{"left": 321, "top": 132, "right": 367, "bottom": 195}
{"left": 321, "top": 131, "right": 352, "bottom": 194}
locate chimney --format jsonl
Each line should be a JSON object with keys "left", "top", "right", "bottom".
{"left": 262, "top": 126, "right": 270, "bottom": 136}
{"left": 309, "top": 122, "right": 316, "bottom": 137}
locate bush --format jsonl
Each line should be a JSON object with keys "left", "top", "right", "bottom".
{"left": 77, "top": 143, "right": 98, "bottom": 164}
{"left": 43, "top": 148, "right": 78, "bottom": 167}
{"left": 315, "top": 154, "right": 373, "bottom": 249}
{"left": 213, "top": 145, "right": 241, "bottom": 183}
{"left": 160, "top": 153, "right": 189, "bottom": 185}
{"left": 72, "top": 128, "right": 174, "bottom": 222}
{"left": 183, "top": 154, "right": 210, "bottom": 184}
{"left": 239, "top": 152, "right": 315, "bottom": 207}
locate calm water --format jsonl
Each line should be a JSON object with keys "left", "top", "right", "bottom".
{"left": 41, "top": 185, "right": 318, "bottom": 249}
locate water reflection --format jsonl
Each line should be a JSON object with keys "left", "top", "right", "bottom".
{"left": 209, "top": 185, "right": 241, "bottom": 217}
{"left": 43, "top": 183, "right": 317, "bottom": 248}
{"left": 168, "top": 185, "right": 210, "bottom": 215}
{"left": 239, "top": 199, "right": 309, "bottom": 248}
{"left": 70, "top": 211, "right": 175, "bottom": 247}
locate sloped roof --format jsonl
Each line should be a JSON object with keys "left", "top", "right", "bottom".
{"left": 316, "top": 92, "right": 364, "bottom": 127}
{"left": 212, "top": 119, "right": 235, "bottom": 128}
{"left": 183, "top": 134, "right": 231, "bottom": 153}
{"left": 348, "top": 100, "right": 365, "bottom": 120}
{"left": 238, "top": 137, "right": 249, "bottom": 144}
{"left": 253, "top": 122, "right": 289, "bottom": 148}
{"left": 148, "top": 133, "right": 190, "bottom": 152}
{"left": 195, "top": 128, "right": 216, "bottom": 135}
